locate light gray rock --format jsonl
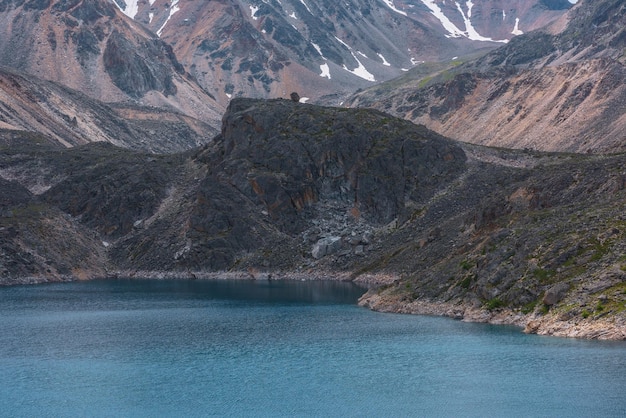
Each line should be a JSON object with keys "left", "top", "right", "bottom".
{"left": 542, "top": 282, "right": 570, "bottom": 306}
{"left": 312, "top": 236, "right": 342, "bottom": 259}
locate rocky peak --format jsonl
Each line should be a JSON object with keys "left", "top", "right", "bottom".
{"left": 0, "top": 0, "right": 223, "bottom": 124}
{"left": 203, "top": 98, "right": 466, "bottom": 232}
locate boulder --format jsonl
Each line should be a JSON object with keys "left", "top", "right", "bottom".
{"left": 312, "top": 236, "right": 342, "bottom": 259}
{"left": 542, "top": 282, "right": 570, "bottom": 306}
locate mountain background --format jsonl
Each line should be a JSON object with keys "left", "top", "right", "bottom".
{"left": 113, "top": 0, "right": 573, "bottom": 105}
{"left": 348, "top": 0, "right": 626, "bottom": 153}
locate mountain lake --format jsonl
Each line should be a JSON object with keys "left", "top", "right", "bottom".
{"left": 1, "top": 278, "right": 625, "bottom": 417}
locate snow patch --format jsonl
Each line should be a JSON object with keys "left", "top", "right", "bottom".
{"left": 419, "top": 0, "right": 465, "bottom": 38}
{"left": 511, "top": 17, "right": 523, "bottom": 35}
{"left": 298, "top": 0, "right": 312, "bottom": 14}
{"left": 377, "top": 53, "right": 391, "bottom": 66}
{"left": 312, "top": 42, "right": 325, "bottom": 58}
{"left": 225, "top": 93, "right": 232, "bottom": 98}
{"left": 343, "top": 55, "right": 376, "bottom": 81}
{"left": 150, "top": 0, "right": 156, "bottom": 5}
{"left": 320, "top": 63, "right": 331, "bottom": 79}
{"left": 455, "top": 1, "right": 507, "bottom": 43}
{"left": 299, "top": 97, "right": 310, "bottom": 103}
{"left": 381, "top": 0, "right": 407, "bottom": 16}
{"left": 157, "top": 0, "right": 180, "bottom": 37}
{"left": 114, "top": 0, "right": 139, "bottom": 19}
{"left": 250, "top": 5, "right": 259, "bottom": 20}
{"left": 289, "top": 11, "right": 297, "bottom": 19}
{"left": 335, "top": 37, "right": 375, "bottom": 82}
{"left": 502, "top": 10, "right": 506, "bottom": 20}
{"left": 335, "top": 37, "right": 349, "bottom": 49}
{"left": 421, "top": 0, "right": 508, "bottom": 43}
{"left": 149, "top": 12, "right": 154, "bottom": 23}
{"left": 466, "top": 0, "right": 473, "bottom": 17}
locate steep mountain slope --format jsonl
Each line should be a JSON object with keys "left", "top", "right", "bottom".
{"left": 0, "top": 67, "right": 217, "bottom": 152}
{"left": 0, "top": 0, "right": 223, "bottom": 126}
{"left": 1, "top": 98, "right": 624, "bottom": 338}
{"left": 112, "top": 0, "right": 571, "bottom": 105}
{"left": 347, "top": 0, "right": 626, "bottom": 153}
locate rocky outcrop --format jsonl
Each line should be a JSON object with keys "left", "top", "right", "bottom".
{"left": 0, "top": 98, "right": 624, "bottom": 339}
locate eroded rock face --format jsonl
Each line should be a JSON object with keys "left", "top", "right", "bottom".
{"left": 103, "top": 30, "right": 179, "bottom": 99}
{"left": 210, "top": 98, "right": 466, "bottom": 232}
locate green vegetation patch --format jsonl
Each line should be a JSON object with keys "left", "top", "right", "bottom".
{"left": 485, "top": 297, "right": 505, "bottom": 311}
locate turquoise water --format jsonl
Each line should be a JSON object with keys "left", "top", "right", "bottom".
{"left": 1, "top": 279, "right": 625, "bottom": 417}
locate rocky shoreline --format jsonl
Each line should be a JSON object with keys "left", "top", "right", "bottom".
{"left": 358, "top": 291, "right": 626, "bottom": 341}
{"left": 3, "top": 270, "right": 625, "bottom": 341}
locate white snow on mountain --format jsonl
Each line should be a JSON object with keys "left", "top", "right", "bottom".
{"left": 456, "top": 1, "right": 508, "bottom": 43}
{"left": 250, "top": 5, "right": 259, "bottom": 20}
{"left": 299, "top": 0, "right": 312, "bottom": 14}
{"left": 113, "top": 0, "right": 139, "bottom": 19}
{"left": 157, "top": 0, "right": 180, "bottom": 37}
{"left": 344, "top": 54, "right": 376, "bottom": 81}
{"left": 378, "top": 53, "right": 391, "bottom": 66}
{"left": 381, "top": 0, "right": 407, "bottom": 16}
{"left": 511, "top": 17, "right": 523, "bottom": 35}
{"left": 421, "top": 0, "right": 511, "bottom": 43}
{"left": 312, "top": 42, "right": 325, "bottom": 58}
{"left": 334, "top": 37, "right": 375, "bottom": 82}
{"left": 419, "top": 0, "right": 465, "bottom": 38}
{"left": 320, "top": 63, "right": 331, "bottom": 79}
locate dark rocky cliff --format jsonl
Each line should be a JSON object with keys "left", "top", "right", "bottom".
{"left": 1, "top": 98, "right": 624, "bottom": 338}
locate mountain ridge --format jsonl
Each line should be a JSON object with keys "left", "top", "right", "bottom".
{"left": 111, "top": 0, "right": 571, "bottom": 106}
{"left": 346, "top": 0, "right": 626, "bottom": 153}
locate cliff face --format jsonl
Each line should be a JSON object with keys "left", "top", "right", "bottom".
{"left": 1, "top": 98, "right": 624, "bottom": 338}
{"left": 347, "top": 0, "right": 626, "bottom": 154}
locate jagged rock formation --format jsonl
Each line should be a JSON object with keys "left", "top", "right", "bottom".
{"left": 0, "top": 0, "right": 223, "bottom": 126}
{"left": 347, "top": 0, "right": 626, "bottom": 154}
{"left": 1, "top": 98, "right": 624, "bottom": 338}
{"left": 0, "top": 67, "right": 217, "bottom": 152}
{"left": 111, "top": 0, "right": 570, "bottom": 106}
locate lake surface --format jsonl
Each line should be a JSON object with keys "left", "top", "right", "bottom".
{"left": 1, "top": 279, "right": 625, "bottom": 417}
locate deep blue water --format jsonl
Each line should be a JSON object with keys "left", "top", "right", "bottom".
{"left": 1, "top": 279, "right": 625, "bottom": 417}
